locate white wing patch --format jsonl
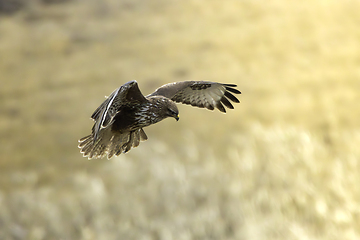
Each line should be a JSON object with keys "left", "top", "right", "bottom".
{"left": 93, "top": 87, "right": 121, "bottom": 142}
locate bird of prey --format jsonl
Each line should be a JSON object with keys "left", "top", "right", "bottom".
{"left": 78, "top": 80, "right": 241, "bottom": 159}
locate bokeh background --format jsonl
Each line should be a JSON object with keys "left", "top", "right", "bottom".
{"left": 1, "top": 0, "right": 360, "bottom": 239}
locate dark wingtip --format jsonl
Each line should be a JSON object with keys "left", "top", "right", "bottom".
{"left": 220, "top": 96, "right": 234, "bottom": 109}
{"left": 223, "top": 83, "right": 237, "bottom": 87}
{"left": 215, "top": 101, "right": 226, "bottom": 113}
{"left": 224, "top": 91, "right": 240, "bottom": 103}
{"left": 225, "top": 86, "right": 241, "bottom": 94}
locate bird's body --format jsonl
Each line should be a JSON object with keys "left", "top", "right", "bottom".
{"left": 79, "top": 80, "right": 241, "bottom": 159}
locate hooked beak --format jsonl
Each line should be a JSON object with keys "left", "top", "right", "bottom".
{"left": 175, "top": 115, "right": 179, "bottom": 121}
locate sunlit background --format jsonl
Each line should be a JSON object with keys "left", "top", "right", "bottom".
{"left": 1, "top": 0, "right": 359, "bottom": 239}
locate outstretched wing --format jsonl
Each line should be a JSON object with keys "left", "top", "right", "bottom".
{"left": 147, "top": 81, "right": 241, "bottom": 113}
{"left": 91, "top": 80, "right": 147, "bottom": 141}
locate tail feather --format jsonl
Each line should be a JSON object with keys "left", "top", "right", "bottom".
{"left": 78, "top": 135, "right": 92, "bottom": 148}
{"left": 78, "top": 128, "right": 147, "bottom": 159}
{"left": 123, "top": 132, "right": 135, "bottom": 153}
{"left": 107, "top": 133, "right": 129, "bottom": 159}
{"left": 132, "top": 131, "right": 140, "bottom": 148}
{"left": 139, "top": 128, "right": 148, "bottom": 141}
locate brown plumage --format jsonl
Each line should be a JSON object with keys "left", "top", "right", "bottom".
{"left": 78, "top": 80, "right": 241, "bottom": 159}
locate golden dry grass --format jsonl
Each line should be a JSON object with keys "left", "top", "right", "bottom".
{"left": 0, "top": 0, "right": 359, "bottom": 239}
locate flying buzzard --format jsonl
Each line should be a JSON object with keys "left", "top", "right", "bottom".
{"left": 79, "top": 80, "right": 241, "bottom": 159}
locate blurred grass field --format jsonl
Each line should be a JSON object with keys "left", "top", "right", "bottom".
{"left": 0, "top": 0, "right": 360, "bottom": 239}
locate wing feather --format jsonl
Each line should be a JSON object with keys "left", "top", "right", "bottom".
{"left": 225, "top": 86, "right": 241, "bottom": 94}
{"left": 204, "top": 91, "right": 216, "bottom": 110}
{"left": 215, "top": 101, "right": 226, "bottom": 113}
{"left": 91, "top": 80, "right": 147, "bottom": 142}
{"left": 220, "top": 96, "right": 234, "bottom": 109}
{"left": 224, "top": 91, "right": 240, "bottom": 103}
{"left": 147, "top": 81, "right": 240, "bottom": 112}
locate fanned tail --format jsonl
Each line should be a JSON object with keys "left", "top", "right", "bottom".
{"left": 78, "top": 128, "right": 148, "bottom": 159}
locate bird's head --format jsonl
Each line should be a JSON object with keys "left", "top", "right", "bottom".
{"left": 149, "top": 96, "right": 179, "bottom": 122}
{"left": 166, "top": 101, "right": 179, "bottom": 121}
